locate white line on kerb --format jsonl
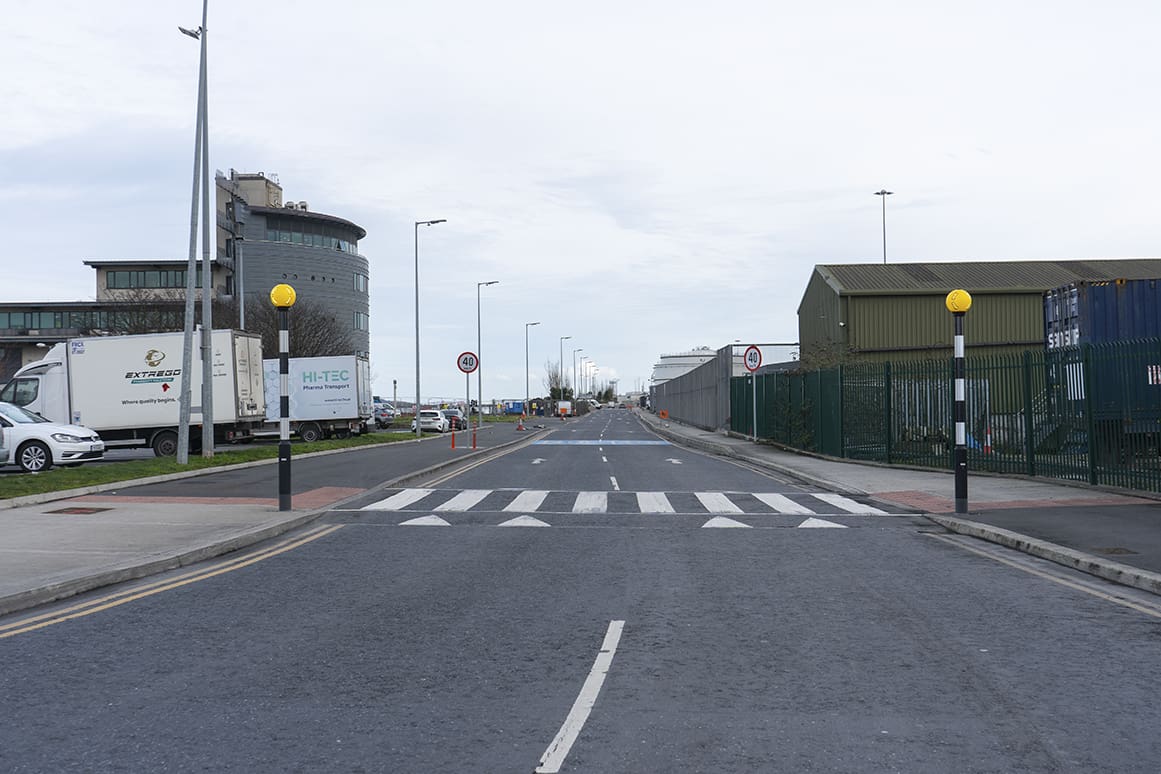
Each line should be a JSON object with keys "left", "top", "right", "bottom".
{"left": 535, "top": 620, "right": 625, "bottom": 774}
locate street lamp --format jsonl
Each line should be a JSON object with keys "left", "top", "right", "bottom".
{"left": 414, "top": 218, "right": 446, "bottom": 440}
{"left": 477, "top": 280, "right": 499, "bottom": 430}
{"left": 559, "top": 335, "right": 571, "bottom": 400}
{"left": 874, "top": 189, "right": 893, "bottom": 264}
{"left": 579, "top": 356, "right": 589, "bottom": 396}
{"left": 525, "top": 321, "right": 540, "bottom": 412}
{"left": 572, "top": 348, "right": 583, "bottom": 402}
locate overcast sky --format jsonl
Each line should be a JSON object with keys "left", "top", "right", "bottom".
{"left": 3, "top": 1, "right": 1159, "bottom": 401}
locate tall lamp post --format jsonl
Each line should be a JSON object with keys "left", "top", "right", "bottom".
{"left": 414, "top": 218, "right": 446, "bottom": 440}
{"left": 874, "top": 189, "right": 893, "bottom": 264}
{"left": 525, "top": 321, "right": 540, "bottom": 412}
{"left": 572, "top": 348, "right": 583, "bottom": 403}
{"left": 579, "top": 356, "right": 589, "bottom": 396}
{"left": 476, "top": 280, "right": 499, "bottom": 430}
{"left": 559, "top": 335, "right": 571, "bottom": 400}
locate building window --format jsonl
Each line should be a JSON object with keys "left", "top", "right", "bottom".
{"left": 354, "top": 311, "right": 369, "bottom": 331}
{"left": 354, "top": 273, "right": 368, "bottom": 293}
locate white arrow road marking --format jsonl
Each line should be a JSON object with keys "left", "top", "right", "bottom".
{"left": 812, "top": 494, "right": 888, "bottom": 515}
{"left": 753, "top": 493, "right": 813, "bottom": 515}
{"left": 798, "top": 517, "right": 848, "bottom": 529}
{"left": 399, "top": 515, "right": 450, "bottom": 526}
{"left": 701, "top": 517, "right": 752, "bottom": 528}
{"left": 535, "top": 620, "right": 625, "bottom": 774}
{"left": 434, "top": 490, "right": 491, "bottom": 511}
{"left": 636, "top": 492, "right": 674, "bottom": 513}
{"left": 573, "top": 492, "right": 608, "bottom": 513}
{"left": 498, "top": 515, "right": 551, "bottom": 527}
{"left": 504, "top": 490, "right": 549, "bottom": 512}
{"left": 665, "top": 458, "right": 683, "bottom": 464}
{"left": 532, "top": 458, "right": 546, "bottom": 465}
{"left": 696, "top": 492, "right": 743, "bottom": 513}
{"left": 362, "top": 488, "right": 433, "bottom": 511}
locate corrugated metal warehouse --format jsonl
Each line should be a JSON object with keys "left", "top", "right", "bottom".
{"left": 797, "top": 259, "right": 1161, "bottom": 365}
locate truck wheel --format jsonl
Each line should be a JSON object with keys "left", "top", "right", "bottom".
{"left": 17, "top": 441, "right": 52, "bottom": 473}
{"left": 299, "top": 423, "right": 324, "bottom": 443}
{"left": 152, "top": 430, "right": 180, "bottom": 457}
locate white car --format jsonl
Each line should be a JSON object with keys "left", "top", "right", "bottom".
{"left": 0, "top": 401, "right": 105, "bottom": 473}
{"left": 410, "top": 409, "right": 449, "bottom": 433}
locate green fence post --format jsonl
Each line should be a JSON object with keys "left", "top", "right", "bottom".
{"left": 838, "top": 364, "right": 846, "bottom": 458}
{"left": 1083, "top": 344, "right": 1098, "bottom": 486}
{"left": 884, "top": 361, "right": 893, "bottom": 464}
{"left": 1022, "top": 350, "right": 1036, "bottom": 477}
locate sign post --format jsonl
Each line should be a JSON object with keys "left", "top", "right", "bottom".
{"left": 458, "top": 351, "right": 479, "bottom": 449}
{"left": 743, "top": 345, "right": 762, "bottom": 442}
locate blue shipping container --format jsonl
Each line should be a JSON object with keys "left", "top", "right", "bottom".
{"left": 1044, "top": 278, "right": 1161, "bottom": 349}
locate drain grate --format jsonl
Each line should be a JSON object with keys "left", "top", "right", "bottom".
{"left": 47, "top": 506, "right": 113, "bottom": 515}
{"left": 1091, "top": 546, "right": 1137, "bottom": 556}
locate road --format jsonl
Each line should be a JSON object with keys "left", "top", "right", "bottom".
{"left": 3, "top": 410, "right": 1161, "bottom": 772}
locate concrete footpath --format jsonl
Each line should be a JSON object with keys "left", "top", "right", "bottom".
{"left": 637, "top": 412, "right": 1161, "bottom": 597}
{"left": 2, "top": 412, "right": 1161, "bottom": 618}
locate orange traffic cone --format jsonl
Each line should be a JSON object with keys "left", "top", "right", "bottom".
{"left": 517, "top": 413, "right": 526, "bottom": 431}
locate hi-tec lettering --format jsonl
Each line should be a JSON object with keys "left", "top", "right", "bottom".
{"left": 302, "top": 369, "right": 350, "bottom": 383}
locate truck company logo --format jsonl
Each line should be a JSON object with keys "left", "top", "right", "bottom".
{"left": 144, "top": 349, "right": 166, "bottom": 367}
{"left": 126, "top": 348, "right": 181, "bottom": 385}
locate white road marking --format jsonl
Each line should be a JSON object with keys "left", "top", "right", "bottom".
{"left": 636, "top": 492, "right": 675, "bottom": 513}
{"left": 573, "top": 492, "right": 608, "bottom": 513}
{"left": 504, "top": 490, "right": 550, "bottom": 512}
{"left": 610, "top": 477, "right": 620, "bottom": 491}
{"left": 532, "top": 458, "right": 546, "bottom": 465}
{"left": 702, "top": 517, "right": 751, "bottom": 528}
{"left": 601, "top": 456, "right": 608, "bottom": 463}
{"left": 361, "top": 488, "right": 433, "bottom": 511}
{"left": 498, "top": 515, "right": 550, "bottom": 527}
{"left": 434, "top": 490, "right": 491, "bottom": 511}
{"left": 665, "top": 458, "right": 683, "bottom": 464}
{"left": 696, "top": 492, "right": 743, "bottom": 514}
{"left": 399, "top": 515, "right": 450, "bottom": 526}
{"left": 812, "top": 493, "right": 888, "bottom": 515}
{"left": 535, "top": 620, "right": 625, "bottom": 774}
{"left": 753, "top": 492, "right": 813, "bottom": 515}
{"left": 798, "top": 517, "right": 848, "bottom": 529}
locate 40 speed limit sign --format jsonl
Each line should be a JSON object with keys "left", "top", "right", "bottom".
{"left": 457, "top": 351, "right": 479, "bottom": 373}
{"left": 743, "top": 345, "right": 762, "bottom": 372}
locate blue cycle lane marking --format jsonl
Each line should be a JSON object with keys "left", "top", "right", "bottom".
{"left": 533, "top": 440, "right": 670, "bottom": 445}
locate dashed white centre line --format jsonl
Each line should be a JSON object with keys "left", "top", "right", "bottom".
{"left": 610, "top": 476, "right": 620, "bottom": 491}
{"left": 535, "top": 620, "right": 625, "bottom": 774}
{"left": 602, "top": 456, "right": 608, "bottom": 463}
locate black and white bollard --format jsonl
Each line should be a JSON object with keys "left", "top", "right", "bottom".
{"left": 270, "top": 284, "right": 297, "bottom": 511}
{"left": 946, "top": 289, "right": 972, "bottom": 514}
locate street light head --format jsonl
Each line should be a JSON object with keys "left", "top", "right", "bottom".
{"left": 874, "top": 189, "right": 894, "bottom": 196}
{"left": 480, "top": 280, "right": 499, "bottom": 287}
{"left": 417, "top": 219, "right": 447, "bottom": 227}
{"left": 528, "top": 321, "right": 540, "bottom": 327}
{"left": 179, "top": 26, "right": 201, "bottom": 39}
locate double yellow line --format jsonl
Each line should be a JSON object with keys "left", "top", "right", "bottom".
{"left": 0, "top": 523, "right": 345, "bottom": 639}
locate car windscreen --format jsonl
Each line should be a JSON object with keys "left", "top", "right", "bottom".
{"left": 0, "top": 402, "right": 50, "bottom": 424}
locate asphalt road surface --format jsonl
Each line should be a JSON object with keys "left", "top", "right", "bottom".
{"left": 4, "top": 411, "right": 1161, "bottom": 772}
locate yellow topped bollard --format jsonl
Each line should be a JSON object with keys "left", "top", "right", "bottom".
{"left": 272, "top": 284, "right": 296, "bottom": 510}
{"left": 945, "top": 288, "right": 972, "bottom": 314}
{"left": 270, "top": 283, "right": 297, "bottom": 308}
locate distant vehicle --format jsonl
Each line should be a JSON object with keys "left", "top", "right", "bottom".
{"left": 0, "top": 401, "right": 105, "bottom": 473}
{"left": 373, "top": 400, "right": 396, "bottom": 429}
{"left": 411, "top": 409, "right": 449, "bottom": 433}
{"left": 556, "top": 400, "right": 573, "bottom": 417}
{"left": 441, "top": 408, "right": 467, "bottom": 430}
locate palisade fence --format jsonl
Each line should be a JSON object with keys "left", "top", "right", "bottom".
{"left": 729, "top": 339, "right": 1161, "bottom": 493}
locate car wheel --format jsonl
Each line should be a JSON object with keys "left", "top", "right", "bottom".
{"left": 17, "top": 441, "right": 52, "bottom": 473}
{"left": 299, "top": 423, "right": 324, "bottom": 443}
{"left": 152, "top": 430, "right": 180, "bottom": 457}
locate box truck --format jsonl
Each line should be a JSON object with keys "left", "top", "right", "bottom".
{"left": 260, "top": 355, "right": 373, "bottom": 441}
{"left": 0, "top": 330, "right": 265, "bottom": 456}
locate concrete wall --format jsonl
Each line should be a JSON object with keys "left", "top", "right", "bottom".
{"left": 650, "top": 345, "right": 733, "bottom": 431}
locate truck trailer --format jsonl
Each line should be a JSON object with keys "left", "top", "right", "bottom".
{"left": 260, "top": 355, "right": 373, "bottom": 441}
{"left": 0, "top": 330, "right": 265, "bottom": 456}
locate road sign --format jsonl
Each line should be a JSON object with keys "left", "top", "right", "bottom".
{"left": 743, "top": 345, "right": 762, "bottom": 372}
{"left": 457, "top": 351, "right": 479, "bottom": 374}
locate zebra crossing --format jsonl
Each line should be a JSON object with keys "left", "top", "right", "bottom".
{"left": 359, "top": 488, "right": 891, "bottom": 516}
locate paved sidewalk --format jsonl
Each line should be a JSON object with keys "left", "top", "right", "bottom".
{"left": 638, "top": 411, "right": 1161, "bottom": 596}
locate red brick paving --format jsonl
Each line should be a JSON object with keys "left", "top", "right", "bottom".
{"left": 70, "top": 486, "right": 366, "bottom": 510}
{"left": 873, "top": 489, "right": 1155, "bottom": 513}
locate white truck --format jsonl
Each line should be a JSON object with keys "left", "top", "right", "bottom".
{"left": 261, "top": 355, "right": 372, "bottom": 442}
{"left": 0, "top": 330, "right": 265, "bottom": 456}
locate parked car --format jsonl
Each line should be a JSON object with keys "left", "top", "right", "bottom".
{"left": 410, "top": 409, "right": 449, "bottom": 434}
{"left": 442, "top": 408, "right": 467, "bottom": 430}
{"left": 373, "top": 400, "right": 396, "bottom": 429}
{"left": 0, "top": 401, "right": 105, "bottom": 473}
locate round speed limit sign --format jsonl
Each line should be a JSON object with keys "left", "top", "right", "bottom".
{"left": 743, "top": 345, "right": 762, "bottom": 372}
{"left": 457, "top": 351, "right": 479, "bottom": 374}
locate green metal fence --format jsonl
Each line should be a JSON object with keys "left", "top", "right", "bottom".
{"left": 732, "top": 339, "right": 1161, "bottom": 493}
